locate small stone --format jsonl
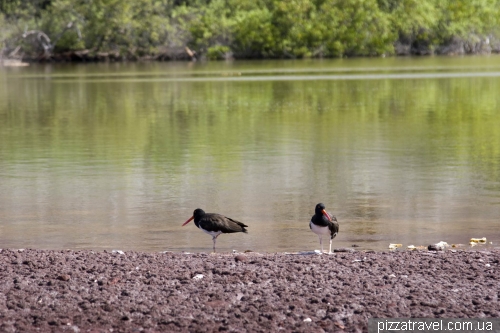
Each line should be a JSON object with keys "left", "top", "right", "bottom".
{"left": 192, "top": 274, "right": 204, "bottom": 280}
{"left": 235, "top": 255, "right": 247, "bottom": 263}
{"left": 102, "top": 304, "right": 113, "bottom": 312}
{"left": 334, "top": 322, "right": 346, "bottom": 329}
{"left": 316, "top": 309, "right": 327, "bottom": 318}
{"left": 109, "top": 277, "right": 120, "bottom": 285}
{"left": 303, "top": 318, "right": 312, "bottom": 322}
{"left": 205, "top": 300, "right": 227, "bottom": 308}
{"left": 429, "top": 241, "right": 449, "bottom": 251}
{"left": 57, "top": 274, "right": 71, "bottom": 281}
{"left": 334, "top": 248, "right": 356, "bottom": 253}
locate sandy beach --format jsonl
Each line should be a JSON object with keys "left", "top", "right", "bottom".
{"left": 0, "top": 248, "right": 498, "bottom": 332}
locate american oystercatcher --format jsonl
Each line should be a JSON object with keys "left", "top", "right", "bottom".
{"left": 182, "top": 208, "right": 248, "bottom": 252}
{"left": 310, "top": 203, "right": 339, "bottom": 254}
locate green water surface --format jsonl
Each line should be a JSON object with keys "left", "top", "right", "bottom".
{"left": 1, "top": 57, "right": 499, "bottom": 252}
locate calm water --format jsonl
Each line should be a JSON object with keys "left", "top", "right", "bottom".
{"left": 1, "top": 57, "right": 500, "bottom": 253}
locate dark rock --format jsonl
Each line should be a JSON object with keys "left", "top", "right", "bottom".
{"left": 234, "top": 255, "right": 247, "bottom": 263}
{"left": 57, "top": 274, "right": 71, "bottom": 281}
{"left": 334, "top": 248, "right": 356, "bottom": 253}
{"left": 428, "top": 245, "right": 444, "bottom": 251}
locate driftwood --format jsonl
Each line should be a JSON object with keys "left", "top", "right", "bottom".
{"left": 0, "top": 59, "right": 30, "bottom": 67}
{"left": 21, "top": 22, "right": 75, "bottom": 59}
{"left": 185, "top": 46, "right": 197, "bottom": 61}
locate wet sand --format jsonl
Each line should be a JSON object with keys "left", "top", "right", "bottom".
{"left": 0, "top": 248, "right": 499, "bottom": 332}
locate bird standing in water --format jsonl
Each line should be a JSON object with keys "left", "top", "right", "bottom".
{"left": 182, "top": 208, "right": 248, "bottom": 252}
{"left": 310, "top": 203, "right": 339, "bottom": 254}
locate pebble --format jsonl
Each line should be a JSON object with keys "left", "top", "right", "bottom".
{"left": 57, "top": 274, "right": 71, "bottom": 281}
{"left": 334, "top": 248, "right": 356, "bottom": 253}
{"left": 234, "top": 254, "right": 248, "bottom": 262}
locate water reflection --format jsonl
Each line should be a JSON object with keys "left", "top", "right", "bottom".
{"left": 1, "top": 57, "right": 499, "bottom": 252}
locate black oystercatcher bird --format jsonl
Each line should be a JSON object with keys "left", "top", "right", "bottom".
{"left": 182, "top": 208, "right": 248, "bottom": 252}
{"left": 310, "top": 203, "right": 339, "bottom": 254}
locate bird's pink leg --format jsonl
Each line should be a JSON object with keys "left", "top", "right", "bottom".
{"left": 212, "top": 234, "right": 220, "bottom": 253}
{"left": 318, "top": 236, "right": 323, "bottom": 253}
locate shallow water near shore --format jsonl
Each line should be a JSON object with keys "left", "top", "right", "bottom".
{"left": 1, "top": 57, "right": 500, "bottom": 252}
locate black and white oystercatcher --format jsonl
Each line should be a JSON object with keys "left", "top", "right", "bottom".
{"left": 182, "top": 208, "right": 248, "bottom": 252}
{"left": 310, "top": 203, "right": 339, "bottom": 254}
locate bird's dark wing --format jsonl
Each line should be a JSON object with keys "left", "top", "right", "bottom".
{"left": 225, "top": 217, "right": 249, "bottom": 233}
{"left": 329, "top": 215, "right": 339, "bottom": 239}
{"left": 199, "top": 214, "right": 248, "bottom": 233}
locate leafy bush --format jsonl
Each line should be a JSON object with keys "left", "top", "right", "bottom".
{"left": 1, "top": 0, "right": 499, "bottom": 60}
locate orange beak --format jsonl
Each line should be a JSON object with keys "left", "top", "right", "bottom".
{"left": 182, "top": 216, "right": 194, "bottom": 226}
{"left": 322, "top": 209, "right": 332, "bottom": 221}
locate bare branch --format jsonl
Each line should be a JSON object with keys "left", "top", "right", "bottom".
{"left": 22, "top": 30, "right": 52, "bottom": 56}
{"left": 21, "top": 22, "right": 75, "bottom": 58}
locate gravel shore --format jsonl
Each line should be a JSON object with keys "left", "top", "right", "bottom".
{"left": 0, "top": 248, "right": 499, "bottom": 332}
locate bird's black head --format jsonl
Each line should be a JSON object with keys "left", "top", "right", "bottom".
{"left": 314, "top": 203, "right": 326, "bottom": 215}
{"left": 314, "top": 203, "right": 332, "bottom": 221}
{"left": 193, "top": 208, "right": 205, "bottom": 218}
{"left": 182, "top": 208, "right": 206, "bottom": 226}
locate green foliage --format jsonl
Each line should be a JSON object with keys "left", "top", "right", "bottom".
{"left": 268, "top": 0, "right": 319, "bottom": 57}
{"left": 231, "top": 7, "right": 274, "bottom": 57}
{"left": 437, "top": 0, "right": 500, "bottom": 38}
{"left": 379, "top": 0, "right": 440, "bottom": 47}
{"left": 207, "top": 45, "right": 231, "bottom": 59}
{"left": 1, "top": 0, "right": 500, "bottom": 60}
{"left": 318, "top": 0, "right": 395, "bottom": 57}
{"left": 188, "top": 0, "right": 235, "bottom": 53}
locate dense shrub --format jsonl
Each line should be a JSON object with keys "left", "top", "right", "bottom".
{"left": 1, "top": 0, "right": 499, "bottom": 60}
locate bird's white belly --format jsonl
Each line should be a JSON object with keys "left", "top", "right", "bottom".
{"left": 310, "top": 222, "right": 330, "bottom": 236}
{"left": 200, "top": 228, "right": 222, "bottom": 238}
